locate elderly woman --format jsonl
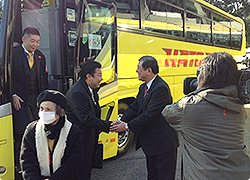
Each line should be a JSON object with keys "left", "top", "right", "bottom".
{"left": 20, "top": 90, "right": 83, "bottom": 180}
{"left": 162, "top": 52, "right": 250, "bottom": 179}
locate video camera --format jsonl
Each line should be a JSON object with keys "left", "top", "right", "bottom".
{"left": 183, "top": 57, "right": 250, "bottom": 104}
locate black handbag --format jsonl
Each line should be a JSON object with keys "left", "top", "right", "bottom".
{"left": 92, "top": 143, "right": 103, "bottom": 169}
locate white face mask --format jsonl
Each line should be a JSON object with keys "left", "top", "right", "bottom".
{"left": 39, "top": 111, "right": 56, "bottom": 125}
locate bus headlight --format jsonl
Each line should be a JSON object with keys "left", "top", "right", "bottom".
{"left": 0, "top": 166, "right": 6, "bottom": 174}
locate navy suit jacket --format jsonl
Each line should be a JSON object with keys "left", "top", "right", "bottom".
{"left": 11, "top": 45, "right": 48, "bottom": 134}
{"left": 121, "top": 75, "right": 179, "bottom": 156}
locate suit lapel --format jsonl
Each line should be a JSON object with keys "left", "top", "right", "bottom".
{"left": 148, "top": 75, "right": 159, "bottom": 94}
{"left": 34, "top": 52, "right": 41, "bottom": 90}
{"left": 137, "top": 76, "right": 159, "bottom": 114}
{"left": 19, "top": 46, "right": 30, "bottom": 78}
{"left": 138, "top": 82, "right": 146, "bottom": 100}
{"left": 80, "top": 79, "right": 99, "bottom": 111}
{"left": 80, "top": 79, "right": 93, "bottom": 100}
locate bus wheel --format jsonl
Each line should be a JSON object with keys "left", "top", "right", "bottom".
{"left": 116, "top": 102, "right": 134, "bottom": 157}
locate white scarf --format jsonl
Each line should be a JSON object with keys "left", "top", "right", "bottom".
{"left": 35, "top": 116, "right": 72, "bottom": 176}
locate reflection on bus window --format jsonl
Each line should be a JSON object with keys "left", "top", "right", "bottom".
{"left": 213, "top": 12, "right": 230, "bottom": 26}
{"left": 232, "top": 34, "right": 242, "bottom": 49}
{"left": 82, "top": 3, "right": 112, "bottom": 56}
{"left": 166, "top": 5, "right": 184, "bottom": 37}
{"left": 85, "top": 4, "right": 111, "bottom": 18}
{"left": 186, "top": 0, "right": 211, "bottom": 18}
{"left": 232, "top": 20, "right": 243, "bottom": 31}
{"left": 231, "top": 21, "right": 243, "bottom": 49}
{"left": 116, "top": 0, "right": 140, "bottom": 29}
{"left": 21, "top": 0, "right": 56, "bottom": 10}
{"left": 79, "top": 3, "right": 114, "bottom": 83}
{"left": 145, "top": 0, "right": 184, "bottom": 37}
{"left": 168, "top": 0, "right": 183, "bottom": 7}
{"left": 186, "top": 12, "right": 211, "bottom": 43}
{"left": 145, "top": 0, "right": 167, "bottom": 34}
{"left": 213, "top": 22, "right": 230, "bottom": 46}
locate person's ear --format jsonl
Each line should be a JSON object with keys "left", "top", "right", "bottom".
{"left": 147, "top": 67, "right": 152, "bottom": 74}
{"left": 22, "top": 36, "right": 25, "bottom": 43}
{"left": 86, "top": 73, "right": 92, "bottom": 80}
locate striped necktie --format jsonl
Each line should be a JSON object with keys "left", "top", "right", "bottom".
{"left": 27, "top": 52, "right": 34, "bottom": 69}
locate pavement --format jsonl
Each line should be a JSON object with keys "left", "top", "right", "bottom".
{"left": 244, "top": 105, "right": 250, "bottom": 154}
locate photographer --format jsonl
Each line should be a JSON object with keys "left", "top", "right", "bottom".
{"left": 162, "top": 51, "right": 250, "bottom": 179}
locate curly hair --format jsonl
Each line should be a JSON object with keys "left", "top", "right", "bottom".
{"left": 198, "top": 51, "right": 239, "bottom": 89}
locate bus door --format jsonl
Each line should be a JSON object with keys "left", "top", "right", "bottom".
{"left": 0, "top": 0, "right": 17, "bottom": 178}
{"left": 20, "top": 0, "right": 76, "bottom": 93}
{"left": 76, "top": 0, "right": 118, "bottom": 159}
{"left": 0, "top": 103, "right": 14, "bottom": 180}
{"left": 64, "top": 0, "right": 77, "bottom": 91}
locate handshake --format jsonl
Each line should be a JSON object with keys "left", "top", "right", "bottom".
{"left": 110, "top": 121, "right": 128, "bottom": 133}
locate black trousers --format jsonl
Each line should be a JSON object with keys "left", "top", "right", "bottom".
{"left": 79, "top": 156, "right": 92, "bottom": 180}
{"left": 78, "top": 133, "right": 95, "bottom": 180}
{"left": 28, "top": 89, "right": 39, "bottom": 120}
{"left": 14, "top": 91, "right": 38, "bottom": 171}
{"left": 146, "top": 149, "right": 177, "bottom": 180}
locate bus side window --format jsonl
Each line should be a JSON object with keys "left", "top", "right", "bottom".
{"left": 116, "top": 0, "right": 140, "bottom": 29}
{"left": 213, "top": 12, "right": 231, "bottom": 47}
{"left": 231, "top": 21, "right": 243, "bottom": 49}
{"left": 145, "top": 0, "right": 184, "bottom": 38}
{"left": 186, "top": 12, "right": 211, "bottom": 43}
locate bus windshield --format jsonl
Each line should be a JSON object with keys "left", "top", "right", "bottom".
{"left": 77, "top": 2, "right": 115, "bottom": 84}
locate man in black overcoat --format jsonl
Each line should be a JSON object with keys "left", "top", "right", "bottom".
{"left": 66, "top": 61, "right": 111, "bottom": 180}
{"left": 11, "top": 27, "right": 48, "bottom": 169}
{"left": 110, "top": 56, "right": 179, "bottom": 180}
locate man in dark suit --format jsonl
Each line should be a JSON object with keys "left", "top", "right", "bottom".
{"left": 11, "top": 27, "right": 48, "bottom": 169}
{"left": 110, "top": 56, "right": 179, "bottom": 180}
{"left": 66, "top": 61, "right": 111, "bottom": 180}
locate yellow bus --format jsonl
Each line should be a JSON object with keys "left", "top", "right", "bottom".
{"left": 0, "top": 0, "right": 245, "bottom": 179}
{"left": 76, "top": 0, "right": 245, "bottom": 157}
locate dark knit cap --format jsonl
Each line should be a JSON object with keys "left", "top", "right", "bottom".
{"left": 37, "top": 90, "right": 67, "bottom": 109}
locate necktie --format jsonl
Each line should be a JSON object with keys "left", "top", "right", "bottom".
{"left": 27, "top": 52, "right": 34, "bottom": 69}
{"left": 144, "top": 85, "right": 148, "bottom": 98}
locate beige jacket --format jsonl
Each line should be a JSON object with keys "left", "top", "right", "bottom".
{"left": 162, "top": 85, "right": 250, "bottom": 180}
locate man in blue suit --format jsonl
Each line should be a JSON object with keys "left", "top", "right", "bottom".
{"left": 110, "top": 56, "right": 179, "bottom": 180}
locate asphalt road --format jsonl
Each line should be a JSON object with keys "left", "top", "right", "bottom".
{"left": 91, "top": 107, "right": 250, "bottom": 180}
{"left": 91, "top": 139, "right": 182, "bottom": 180}
{"left": 91, "top": 144, "right": 147, "bottom": 180}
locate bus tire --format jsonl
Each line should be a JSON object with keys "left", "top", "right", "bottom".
{"left": 116, "top": 102, "right": 134, "bottom": 157}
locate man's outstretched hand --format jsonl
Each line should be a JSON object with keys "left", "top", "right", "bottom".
{"left": 110, "top": 121, "right": 127, "bottom": 133}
